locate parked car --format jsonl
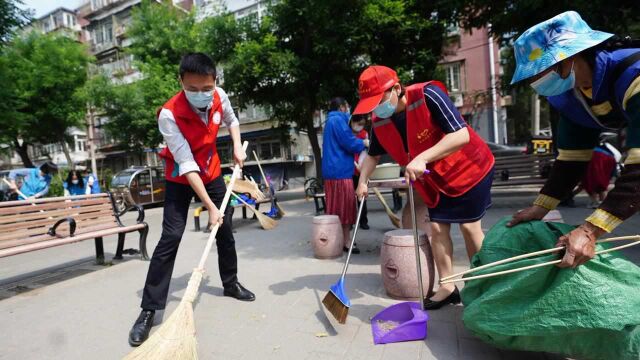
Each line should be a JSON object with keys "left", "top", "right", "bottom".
{"left": 486, "top": 142, "right": 527, "bottom": 157}
{"left": 110, "top": 166, "right": 166, "bottom": 212}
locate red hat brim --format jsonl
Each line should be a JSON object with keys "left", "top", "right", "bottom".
{"left": 352, "top": 92, "right": 385, "bottom": 115}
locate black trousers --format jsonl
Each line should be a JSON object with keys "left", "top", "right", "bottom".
{"left": 141, "top": 176, "right": 237, "bottom": 310}
{"left": 352, "top": 175, "right": 368, "bottom": 226}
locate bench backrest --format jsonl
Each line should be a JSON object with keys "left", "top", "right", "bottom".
{"left": 493, "top": 154, "right": 554, "bottom": 177}
{"left": 0, "top": 193, "right": 118, "bottom": 251}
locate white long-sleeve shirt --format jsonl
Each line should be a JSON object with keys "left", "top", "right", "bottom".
{"left": 158, "top": 87, "right": 239, "bottom": 176}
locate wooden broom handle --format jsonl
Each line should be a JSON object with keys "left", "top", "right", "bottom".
{"left": 197, "top": 141, "right": 248, "bottom": 270}
{"left": 252, "top": 150, "right": 270, "bottom": 191}
{"left": 2, "top": 178, "right": 35, "bottom": 204}
{"left": 440, "top": 235, "right": 640, "bottom": 284}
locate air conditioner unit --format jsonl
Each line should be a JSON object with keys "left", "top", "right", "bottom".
{"left": 452, "top": 93, "right": 464, "bottom": 107}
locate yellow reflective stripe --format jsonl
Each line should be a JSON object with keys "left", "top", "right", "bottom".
{"left": 590, "top": 101, "right": 612, "bottom": 116}
{"left": 623, "top": 76, "right": 640, "bottom": 110}
{"left": 625, "top": 148, "right": 640, "bottom": 165}
{"left": 557, "top": 149, "right": 593, "bottom": 162}
{"left": 533, "top": 194, "right": 560, "bottom": 210}
{"left": 580, "top": 87, "right": 593, "bottom": 99}
{"left": 586, "top": 209, "right": 623, "bottom": 233}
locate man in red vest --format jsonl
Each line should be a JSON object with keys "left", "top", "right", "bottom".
{"left": 128, "top": 53, "right": 254, "bottom": 347}
{"left": 353, "top": 65, "right": 495, "bottom": 310}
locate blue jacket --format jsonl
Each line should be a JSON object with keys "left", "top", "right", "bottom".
{"left": 547, "top": 48, "right": 640, "bottom": 129}
{"left": 9, "top": 168, "right": 51, "bottom": 199}
{"left": 321, "top": 111, "right": 366, "bottom": 180}
{"left": 85, "top": 173, "right": 101, "bottom": 194}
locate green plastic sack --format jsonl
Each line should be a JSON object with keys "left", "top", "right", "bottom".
{"left": 461, "top": 217, "right": 640, "bottom": 360}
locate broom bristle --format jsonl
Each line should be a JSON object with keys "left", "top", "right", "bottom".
{"left": 322, "top": 291, "right": 349, "bottom": 324}
{"left": 123, "top": 270, "right": 203, "bottom": 360}
{"left": 123, "top": 300, "right": 197, "bottom": 360}
{"left": 275, "top": 202, "right": 286, "bottom": 216}
{"left": 256, "top": 212, "right": 278, "bottom": 230}
{"left": 390, "top": 214, "right": 401, "bottom": 228}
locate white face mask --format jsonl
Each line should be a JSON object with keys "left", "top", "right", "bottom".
{"left": 72, "top": 179, "right": 79, "bottom": 185}
{"left": 184, "top": 90, "right": 214, "bottom": 109}
{"left": 352, "top": 125, "right": 364, "bottom": 132}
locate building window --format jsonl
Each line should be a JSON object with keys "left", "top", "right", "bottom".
{"left": 443, "top": 62, "right": 462, "bottom": 92}
{"left": 75, "top": 138, "right": 86, "bottom": 153}
{"left": 260, "top": 140, "right": 282, "bottom": 160}
{"left": 104, "top": 22, "right": 113, "bottom": 43}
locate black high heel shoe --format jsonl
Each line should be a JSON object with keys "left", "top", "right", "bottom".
{"left": 423, "top": 287, "right": 461, "bottom": 310}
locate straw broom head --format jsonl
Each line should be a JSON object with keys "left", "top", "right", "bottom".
{"left": 123, "top": 269, "right": 204, "bottom": 360}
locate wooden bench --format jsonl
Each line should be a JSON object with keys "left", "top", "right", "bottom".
{"left": 0, "top": 193, "right": 149, "bottom": 263}
{"left": 492, "top": 154, "right": 554, "bottom": 187}
{"left": 193, "top": 197, "right": 273, "bottom": 232}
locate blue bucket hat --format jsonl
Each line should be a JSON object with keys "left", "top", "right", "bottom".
{"left": 511, "top": 11, "right": 613, "bottom": 84}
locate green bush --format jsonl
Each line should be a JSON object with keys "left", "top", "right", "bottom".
{"left": 101, "top": 167, "right": 113, "bottom": 190}
{"left": 48, "top": 170, "right": 68, "bottom": 197}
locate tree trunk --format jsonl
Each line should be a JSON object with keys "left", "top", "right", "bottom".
{"left": 61, "top": 141, "right": 75, "bottom": 170}
{"left": 306, "top": 116, "right": 322, "bottom": 181}
{"left": 12, "top": 138, "right": 34, "bottom": 168}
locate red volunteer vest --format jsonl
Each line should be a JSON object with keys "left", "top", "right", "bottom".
{"left": 372, "top": 81, "right": 494, "bottom": 207}
{"left": 158, "top": 90, "right": 223, "bottom": 185}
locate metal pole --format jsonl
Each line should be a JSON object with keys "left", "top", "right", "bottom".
{"left": 488, "top": 24, "right": 500, "bottom": 144}
{"left": 87, "top": 104, "right": 98, "bottom": 176}
{"left": 408, "top": 184, "right": 426, "bottom": 310}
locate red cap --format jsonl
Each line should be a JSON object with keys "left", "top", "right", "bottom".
{"left": 353, "top": 65, "right": 399, "bottom": 115}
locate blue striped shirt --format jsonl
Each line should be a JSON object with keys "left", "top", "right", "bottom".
{"left": 368, "top": 84, "right": 467, "bottom": 156}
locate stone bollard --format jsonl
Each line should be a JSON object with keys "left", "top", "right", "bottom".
{"left": 380, "top": 229, "right": 435, "bottom": 300}
{"left": 311, "top": 215, "right": 344, "bottom": 259}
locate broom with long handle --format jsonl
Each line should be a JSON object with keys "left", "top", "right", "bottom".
{"left": 322, "top": 195, "right": 367, "bottom": 324}
{"left": 230, "top": 191, "right": 278, "bottom": 230}
{"left": 3, "top": 178, "right": 36, "bottom": 202}
{"left": 252, "top": 150, "right": 286, "bottom": 216}
{"left": 372, "top": 187, "right": 401, "bottom": 228}
{"left": 440, "top": 235, "right": 640, "bottom": 284}
{"left": 123, "top": 141, "right": 248, "bottom": 360}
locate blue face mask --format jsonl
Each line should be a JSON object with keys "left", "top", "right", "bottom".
{"left": 373, "top": 90, "right": 397, "bottom": 118}
{"left": 184, "top": 90, "right": 214, "bottom": 109}
{"left": 530, "top": 62, "right": 575, "bottom": 97}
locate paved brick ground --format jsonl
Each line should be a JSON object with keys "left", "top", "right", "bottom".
{"left": 0, "top": 190, "right": 637, "bottom": 359}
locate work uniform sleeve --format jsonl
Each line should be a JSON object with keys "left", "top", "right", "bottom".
{"left": 158, "top": 108, "right": 200, "bottom": 176}
{"left": 533, "top": 115, "right": 600, "bottom": 210}
{"left": 588, "top": 88, "right": 640, "bottom": 232}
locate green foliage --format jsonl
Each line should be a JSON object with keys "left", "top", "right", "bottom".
{"left": 439, "top": 0, "right": 640, "bottom": 44}
{"left": 48, "top": 170, "right": 67, "bottom": 198}
{"left": 0, "top": 32, "right": 91, "bottom": 165}
{"left": 0, "top": 0, "right": 32, "bottom": 46}
{"left": 101, "top": 167, "right": 113, "bottom": 190}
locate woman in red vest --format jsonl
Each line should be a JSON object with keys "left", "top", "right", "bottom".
{"left": 354, "top": 65, "right": 495, "bottom": 310}
{"left": 128, "top": 53, "right": 255, "bottom": 347}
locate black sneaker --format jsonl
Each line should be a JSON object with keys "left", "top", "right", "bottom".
{"left": 343, "top": 244, "right": 361, "bottom": 254}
